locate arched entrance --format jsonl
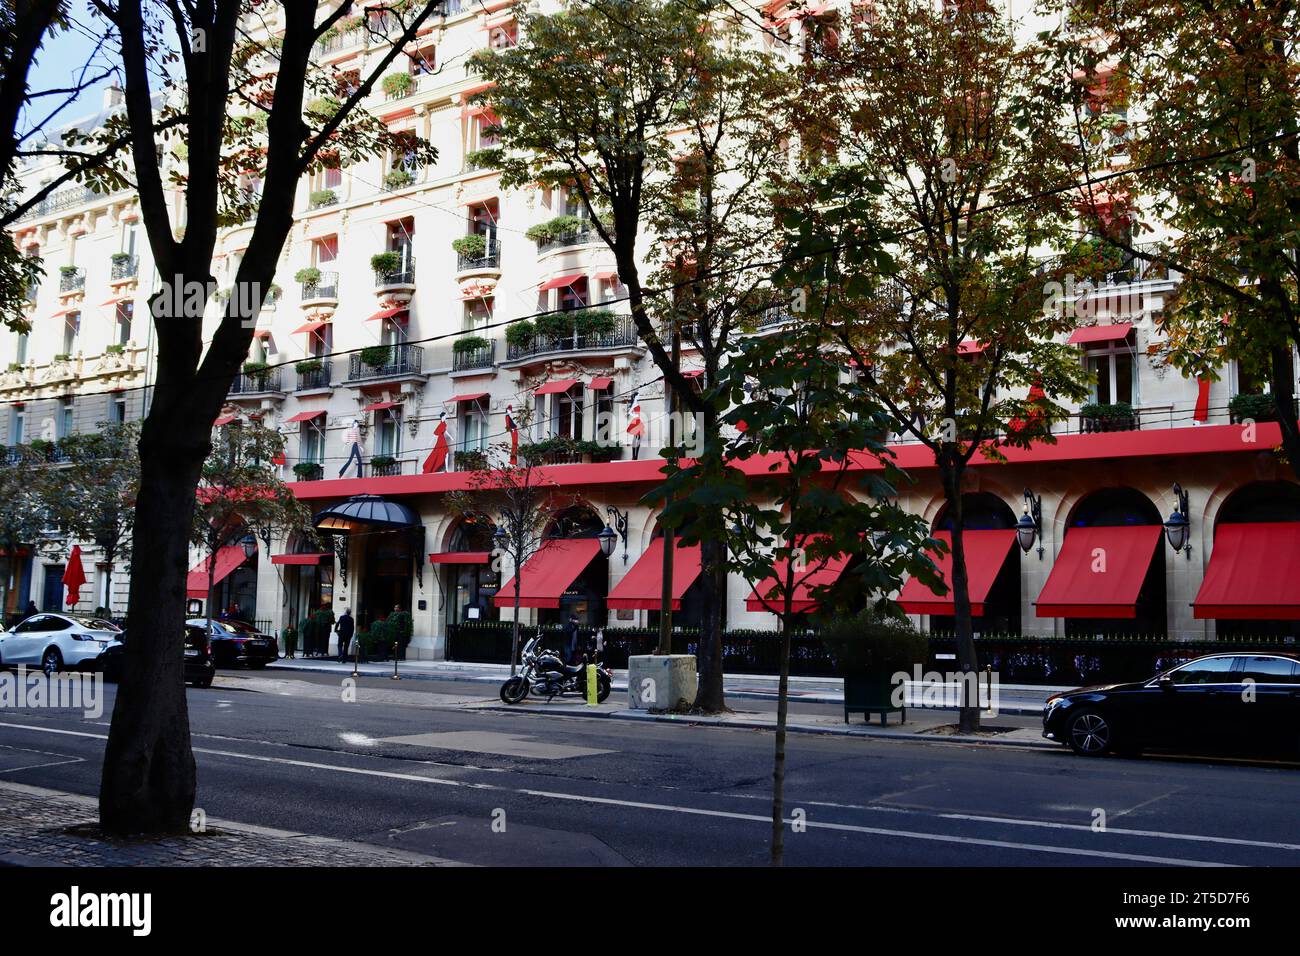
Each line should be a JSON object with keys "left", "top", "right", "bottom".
{"left": 313, "top": 495, "right": 421, "bottom": 632}
{"left": 1205, "top": 481, "right": 1300, "bottom": 638}
{"left": 928, "top": 492, "right": 1021, "bottom": 635}
{"left": 439, "top": 514, "right": 501, "bottom": 626}
{"left": 539, "top": 505, "right": 609, "bottom": 627}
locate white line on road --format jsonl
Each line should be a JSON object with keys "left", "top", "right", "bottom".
{"left": 0, "top": 720, "right": 1239, "bottom": 866}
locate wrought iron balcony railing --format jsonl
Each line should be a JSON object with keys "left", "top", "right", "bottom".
{"left": 300, "top": 272, "right": 339, "bottom": 301}
{"left": 456, "top": 240, "right": 500, "bottom": 273}
{"left": 374, "top": 256, "right": 415, "bottom": 287}
{"left": 58, "top": 268, "right": 85, "bottom": 293}
{"left": 295, "top": 363, "right": 331, "bottom": 391}
{"left": 110, "top": 255, "right": 138, "bottom": 280}
{"left": 536, "top": 223, "right": 599, "bottom": 254}
{"left": 506, "top": 316, "right": 638, "bottom": 361}
{"left": 348, "top": 343, "right": 424, "bottom": 381}
{"left": 452, "top": 341, "right": 495, "bottom": 371}
{"left": 229, "top": 368, "right": 283, "bottom": 394}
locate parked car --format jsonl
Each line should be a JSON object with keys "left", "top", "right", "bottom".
{"left": 101, "top": 623, "right": 215, "bottom": 688}
{"left": 1043, "top": 653, "right": 1300, "bottom": 759}
{"left": 0, "top": 613, "right": 123, "bottom": 676}
{"left": 187, "top": 618, "right": 279, "bottom": 668}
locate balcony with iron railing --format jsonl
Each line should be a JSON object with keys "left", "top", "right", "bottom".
{"left": 15, "top": 184, "right": 116, "bottom": 223}
{"left": 456, "top": 239, "right": 500, "bottom": 275}
{"left": 313, "top": 27, "right": 365, "bottom": 57}
{"left": 373, "top": 256, "right": 415, "bottom": 290}
{"left": 110, "top": 255, "right": 138, "bottom": 281}
{"left": 452, "top": 340, "right": 495, "bottom": 372}
{"left": 229, "top": 367, "right": 284, "bottom": 396}
{"left": 348, "top": 343, "right": 424, "bottom": 382}
{"left": 535, "top": 223, "right": 602, "bottom": 255}
{"left": 300, "top": 271, "right": 339, "bottom": 304}
{"left": 506, "top": 315, "right": 639, "bottom": 362}
{"left": 295, "top": 361, "right": 332, "bottom": 391}
{"left": 368, "top": 456, "right": 406, "bottom": 478}
{"left": 58, "top": 268, "right": 85, "bottom": 293}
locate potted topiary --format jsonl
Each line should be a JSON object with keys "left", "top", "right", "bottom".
{"left": 6, "top": 362, "right": 23, "bottom": 372}
{"left": 308, "top": 189, "right": 337, "bottom": 208}
{"left": 292, "top": 461, "right": 324, "bottom": 481}
{"left": 294, "top": 266, "right": 322, "bottom": 286}
{"left": 370, "top": 251, "right": 401, "bottom": 276}
{"left": 1229, "top": 392, "right": 1275, "bottom": 423}
{"left": 451, "top": 234, "right": 487, "bottom": 258}
{"left": 370, "top": 454, "right": 397, "bottom": 469}
{"left": 110, "top": 252, "right": 132, "bottom": 266}
{"left": 105, "top": 344, "right": 125, "bottom": 356}
{"left": 819, "top": 609, "right": 927, "bottom": 725}
{"left": 535, "top": 310, "right": 573, "bottom": 341}
{"left": 382, "top": 71, "right": 414, "bottom": 98}
{"left": 28, "top": 438, "right": 53, "bottom": 460}
{"left": 52, "top": 352, "right": 72, "bottom": 362}
{"left": 384, "top": 168, "right": 414, "bottom": 190}
{"left": 455, "top": 449, "right": 488, "bottom": 472}
{"left": 453, "top": 334, "right": 490, "bottom": 354}
{"left": 360, "top": 344, "right": 392, "bottom": 368}
{"left": 387, "top": 610, "right": 414, "bottom": 660}
{"left": 573, "top": 307, "right": 615, "bottom": 337}
{"left": 505, "top": 320, "right": 535, "bottom": 349}
{"left": 294, "top": 358, "right": 323, "bottom": 374}
{"left": 242, "top": 360, "right": 271, "bottom": 387}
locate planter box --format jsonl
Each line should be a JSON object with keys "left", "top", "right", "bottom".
{"left": 843, "top": 670, "right": 906, "bottom": 725}
{"left": 627, "top": 654, "right": 696, "bottom": 712}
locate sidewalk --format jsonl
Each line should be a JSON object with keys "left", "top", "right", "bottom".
{"left": 267, "top": 657, "right": 1066, "bottom": 715}
{"left": 0, "top": 781, "right": 465, "bottom": 867}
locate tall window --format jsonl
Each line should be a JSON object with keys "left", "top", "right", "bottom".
{"left": 1084, "top": 339, "right": 1135, "bottom": 405}
{"left": 59, "top": 398, "right": 74, "bottom": 438}
{"left": 410, "top": 44, "right": 436, "bottom": 75}
{"left": 556, "top": 384, "right": 582, "bottom": 440}
{"left": 380, "top": 314, "right": 407, "bottom": 346}
{"left": 110, "top": 395, "right": 126, "bottom": 425}
{"left": 460, "top": 404, "right": 487, "bottom": 453}
{"left": 558, "top": 278, "right": 588, "bottom": 311}
{"left": 375, "top": 408, "right": 401, "bottom": 457}
{"left": 121, "top": 222, "right": 138, "bottom": 257}
{"left": 465, "top": 298, "right": 491, "bottom": 332}
{"left": 387, "top": 218, "right": 415, "bottom": 270}
{"left": 300, "top": 420, "right": 324, "bottom": 463}
{"left": 488, "top": 21, "right": 517, "bottom": 50}
{"left": 468, "top": 111, "right": 500, "bottom": 152}
{"left": 313, "top": 235, "right": 338, "bottom": 266}
{"left": 62, "top": 312, "right": 80, "bottom": 356}
{"left": 469, "top": 199, "right": 498, "bottom": 242}
{"left": 11, "top": 408, "right": 24, "bottom": 444}
{"left": 115, "top": 302, "right": 133, "bottom": 346}
{"left": 308, "top": 325, "right": 331, "bottom": 359}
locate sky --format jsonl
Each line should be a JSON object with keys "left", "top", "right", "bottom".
{"left": 21, "top": 0, "right": 121, "bottom": 144}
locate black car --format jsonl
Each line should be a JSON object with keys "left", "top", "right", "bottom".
{"left": 102, "top": 624, "right": 216, "bottom": 688}
{"left": 188, "top": 618, "right": 279, "bottom": 668}
{"left": 1043, "top": 653, "right": 1300, "bottom": 759}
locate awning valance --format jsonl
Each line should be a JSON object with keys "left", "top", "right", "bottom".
{"left": 896, "top": 529, "right": 1017, "bottom": 616}
{"left": 1193, "top": 522, "right": 1300, "bottom": 619}
{"left": 494, "top": 538, "right": 602, "bottom": 608}
{"left": 292, "top": 320, "right": 329, "bottom": 335}
{"left": 367, "top": 306, "right": 408, "bottom": 323}
{"left": 607, "top": 538, "right": 702, "bottom": 610}
{"left": 212, "top": 415, "right": 237, "bottom": 427}
{"left": 362, "top": 400, "right": 401, "bottom": 412}
{"left": 538, "top": 273, "right": 584, "bottom": 291}
{"left": 270, "top": 552, "right": 332, "bottom": 566}
{"left": 1068, "top": 322, "right": 1133, "bottom": 346}
{"left": 447, "top": 392, "right": 488, "bottom": 404}
{"left": 588, "top": 376, "right": 613, "bottom": 391}
{"left": 535, "top": 378, "right": 578, "bottom": 395}
{"left": 186, "top": 545, "right": 252, "bottom": 598}
{"left": 428, "top": 551, "right": 491, "bottom": 565}
{"left": 1035, "top": 525, "right": 1162, "bottom": 618}
{"left": 285, "top": 409, "right": 325, "bottom": 423}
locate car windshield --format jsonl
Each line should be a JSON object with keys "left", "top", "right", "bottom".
{"left": 75, "top": 618, "right": 121, "bottom": 632}
{"left": 215, "top": 620, "right": 260, "bottom": 634}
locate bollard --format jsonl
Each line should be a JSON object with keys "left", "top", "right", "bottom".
{"left": 351, "top": 637, "right": 360, "bottom": 679}
{"left": 984, "top": 665, "right": 992, "bottom": 710}
{"left": 391, "top": 642, "right": 400, "bottom": 680}
{"left": 586, "top": 662, "right": 598, "bottom": 706}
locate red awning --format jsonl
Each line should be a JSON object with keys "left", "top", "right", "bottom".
{"left": 428, "top": 551, "right": 491, "bottom": 564}
{"left": 293, "top": 320, "right": 329, "bottom": 335}
{"left": 535, "top": 378, "right": 578, "bottom": 395}
{"left": 186, "top": 545, "right": 252, "bottom": 599}
{"left": 896, "top": 530, "right": 1018, "bottom": 616}
{"left": 362, "top": 400, "right": 400, "bottom": 412}
{"left": 593, "top": 270, "right": 619, "bottom": 282}
{"left": 212, "top": 415, "right": 237, "bottom": 427}
{"left": 494, "top": 538, "right": 603, "bottom": 608}
{"left": 538, "top": 273, "right": 584, "bottom": 291}
{"left": 607, "top": 539, "right": 702, "bottom": 610}
{"left": 1193, "top": 522, "right": 1300, "bottom": 619}
{"left": 285, "top": 409, "right": 326, "bottom": 423}
{"left": 447, "top": 392, "right": 489, "bottom": 404}
{"left": 270, "top": 553, "right": 332, "bottom": 566}
{"left": 588, "top": 377, "right": 613, "bottom": 391}
{"left": 745, "top": 551, "right": 853, "bottom": 614}
{"left": 958, "top": 339, "right": 985, "bottom": 355}
{"left": 252, "top": 328, "right": 271, "bottom": 340}
{"left": 367, "top": 306, "right": 408, "bottom": 322}
{"left": 1067, "top": 322, "right": 1134, "bottom": 346}
{"left": 1035, "top": 525, "right": 1162, "bottom": 618}
{"left": 100, "top": 295, "right": 126, "bottom": 307}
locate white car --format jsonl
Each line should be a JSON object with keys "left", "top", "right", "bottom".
{"left": 0, "top": 613, "right": 123, "bottom": 676}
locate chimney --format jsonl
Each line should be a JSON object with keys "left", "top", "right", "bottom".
{"left": 103, "top": 83, "right": 124, "bottom": 110}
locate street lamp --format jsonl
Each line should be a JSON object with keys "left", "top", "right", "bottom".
{"left": 597, "top": 524, "right": 617, "bottom": 559}
{"left": 1016, "top": 488, "right": 1043, "bottom": 558}
{"left": 1163, "top": 483, "right": 1191, "bottom": 558}
{"left": 239, "top": 533, "right": 257, "bottom": 560}
{"left": 603, "top": 506, "right": 629, "bottom": 564}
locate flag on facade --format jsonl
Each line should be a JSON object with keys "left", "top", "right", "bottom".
{"left": 422, "top": 412, "right": 451, "bottom": 474}
{"left": 63, "top": 545, "right": 88, "bottom": 608}
{"left": 504, "top": 405, "right": 518, "bottom": 466}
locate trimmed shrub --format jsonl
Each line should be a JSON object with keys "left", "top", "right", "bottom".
{"left": 382, "top": 71, "right": 414, "bottom": 98}
{"left": 453, "top": 335, "right": 490, "bottom": 354}
{"left": 294, "top": 358, "right": 323, "bottom": 373}
{"left": 359, "top": 345, "right": 392, "bottom": 368}
{"left": 308, "top": 189, "right": 336, "bottom": 208}
{"left": 818, "top": 609, "right": 927, "bottom": 675}
{"left": 505, "top": 320, "right": 535, "bottom": 347}
{"left": 451, "top": 234, "right": 487, "bottom": 257}
{"left": 384, "top": 168, "right": 415, "bottom": 190}
{"left": 370, "top": 251, "right": 401, "bottom": 274}
{"left": 294, "top": 266, "right": 322, "bottom": 285}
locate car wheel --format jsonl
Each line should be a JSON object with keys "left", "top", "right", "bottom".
{"left": 41, "top": 647, "right": 63, "bottom": 677}
{"left": 1066, "top": 709, "right": 1112, "bottom": 756}
{"left": 192, "top": 673, "right": 215, "bottom": 689}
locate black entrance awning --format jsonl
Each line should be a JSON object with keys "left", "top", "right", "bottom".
{"left": 313, "top": 495, "right": 419, "bottom": 533}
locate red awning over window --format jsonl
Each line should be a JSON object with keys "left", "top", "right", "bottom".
{"left": 100, "top": 296, "right": 126, "bottom": 307}
{"left": 958, "top": 339, "right": 985, "bottom": 355}
{"left": 428, "top": 551, "right": 491, "bottom": 565}
{"left": 494, "top": 538, "right": 603, "bottom": 608}
{"left": 252, "top": 328, "right": 271, "bottom": 340}
{"left": 896, "top": 530, "right": 1018, "bottom": 616}
{"left": 745, "top": 551, "right": 853, "bottom": 614}
{"left": 538, "top": 273, "right": 584, "bottom": 291}
{"left": 270, "top": 553, "right": 332, "bottom": 566}
{"left": 1193, "top": 522, "right": 1300, "bottom": 619}
{"left": 362, "top": 401, "right": 400, "bottom": 412}
{"left": 607, "top": 538, "right": 702, "bottom": 610}
{"left": 285, "top": 409, "right": 326, "bottom": 423}
{"left": 186, "top": 545, "right": 251, "bottom": 598}
{"left": 1035, "top": 525, "right": 1162, "bottom": 618}
{"left": 1067, "top": 322, "right": 1134, "bottom": 346}
{"left": 588, "top": 377, "right": 613, "bottom": 391}
{"left": 447, "top": 392, "right": 489, "bottom": 404}
{"left": 535, "top": 378, "right": 578, "bottom": 395}
{"left": 592, "top": 270, "right": 618, "bottom": 282}
{"left": 292, "top": 320, "right": 329, "bottom": 335}
{"left": 367, "top": 306, "right": 408, "bottom": 322}
{"left": 212, "top": 415, "right": 237, "bottom": 427}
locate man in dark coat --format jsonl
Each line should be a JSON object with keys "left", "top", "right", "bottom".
{"left": 562, "top": 612, "right": 581, "bottom": 665}
{"left": 336, "top": 608, "right": 355, "bottom": 663}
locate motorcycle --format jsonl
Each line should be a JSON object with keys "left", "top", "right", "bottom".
{"left": 499, "top": 632, "right": 612, "bottom": 704}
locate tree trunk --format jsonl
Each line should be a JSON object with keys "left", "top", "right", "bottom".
{"left": 770, "top": 603, "right": 794, "bottom": 866}
{"left": 510, "top": 572, "right": 522, "bottom": 677}
{"left": 1270, "top": 342, "right": 1300, "bottom": 482}
{"left": 693, "top": 403, "right": 727, "bottom": 713}
{"left": 940, "top": 460, "right": 981, "bottom": 734}
{"left": 98, "top": 436, "right": 205, "bottom": 834}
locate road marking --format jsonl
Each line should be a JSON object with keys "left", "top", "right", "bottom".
{"left": 380, "top": 730, "right": 614, "bottom": 760}
{"left": 0, "top": 720, "right": 1254, "bottom": 865}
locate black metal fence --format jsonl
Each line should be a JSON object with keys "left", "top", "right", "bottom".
{"left": 445, "top": 622, "right": 1300, "bottom": 684}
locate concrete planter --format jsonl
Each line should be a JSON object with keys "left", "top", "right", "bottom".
{"left": 627, "top": 654, "right": 697, "bottom": 712}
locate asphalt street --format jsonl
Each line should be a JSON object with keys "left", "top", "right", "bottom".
{"left": 2, "top": 670, "right": 1300, "bottom": 866}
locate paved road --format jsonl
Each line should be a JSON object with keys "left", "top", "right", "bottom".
{"left": 2, "top": 671, "right": 1299, "bottom": 866}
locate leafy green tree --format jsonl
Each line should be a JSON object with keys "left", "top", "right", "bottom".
{"left": 0, "top": 446, "right": 56, "bottom": 621}
{"left": 1058, "top": 1, "right": 1300, "bottom": 470}
{"left": 470, "top": 0, "right": 794, "bottom": 711}
{"left": 780, "top": 0, "right": 1090, "bottom": 731}
{"left": 94, "top": 0, "right": 445, "bottom": 834}
{"left": 655, "top": 316, "right": 934, "bottom": 865}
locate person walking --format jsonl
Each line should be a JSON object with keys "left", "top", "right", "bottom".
{"left": 335, "top": 608, "right": 355, "bottom": 663}
{"left": 562, "top": 612, "right": 581, "bottom": 665}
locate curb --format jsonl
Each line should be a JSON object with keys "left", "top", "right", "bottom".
{"left": 477, "top": 702, "right": 1057, "bottom": 749}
